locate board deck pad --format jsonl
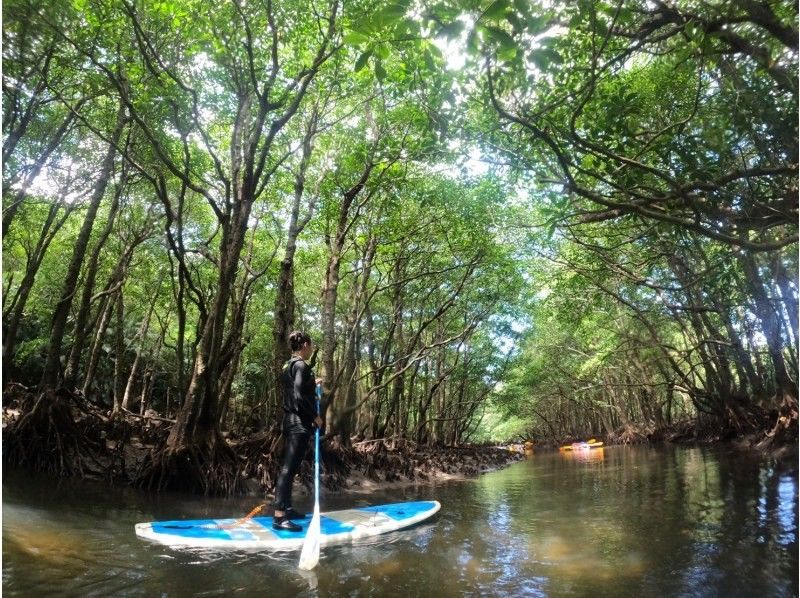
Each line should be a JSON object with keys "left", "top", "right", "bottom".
{"left": 135, "top": 500, "right": 441, "bottom": 550}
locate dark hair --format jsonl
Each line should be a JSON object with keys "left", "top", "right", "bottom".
{"left": 288, "top": 330, "right": 312, "bottom": 352}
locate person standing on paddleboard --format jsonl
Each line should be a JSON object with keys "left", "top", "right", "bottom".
{"left": 273, "top": 330, "right": 324, "bottom": 532}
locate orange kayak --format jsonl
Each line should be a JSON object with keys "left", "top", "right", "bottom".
{"left": 559, "top": 440, "right": 604, "bottom": 451}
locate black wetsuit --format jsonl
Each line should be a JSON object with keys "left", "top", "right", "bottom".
{"left": 272, "top": 356, "right": 317, "bottom": 511}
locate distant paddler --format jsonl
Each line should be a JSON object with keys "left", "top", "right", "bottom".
{"left": 524, "top": 440, "right": 534, "bottom": 456}
{"left": 559, "top": 439, "right": 604, "bottom": 451}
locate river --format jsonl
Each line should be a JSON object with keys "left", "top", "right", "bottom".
{"left": 3, "top": 444, "right": 797, "bottom": 596}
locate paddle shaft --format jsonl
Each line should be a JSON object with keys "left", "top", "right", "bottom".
{"left": 298, "top": 384, "right": 323, "bottom": 570}
{"left": 314, "top": 386, "right": 320, "bottom": 505}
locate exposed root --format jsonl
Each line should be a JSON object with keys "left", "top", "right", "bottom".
{"left": 11, "top": 387, "right": 794, "bottom": 500}
{"left": 4, "top": 392, "right": 524, "bottom": 498}
{"left": 135, "top": 438, "right": 244, "bottom": 496}
{"left": 231, "top": 428, "right": 283, "bottom": 495}
{"left": 609, "top": 423, "right": 652, "bottom": 445}
{"left": 3, "top": 388, "right": 105, "bottom": 478}
{"left": 757, "top": 393, "right": 798, "bottom": 451}
{"left": 330, "top": 441, "right": 522, "bottom": 491}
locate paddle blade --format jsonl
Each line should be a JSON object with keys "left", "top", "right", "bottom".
{"left": 298, "top": 507, "right": 321, "bottom": 570}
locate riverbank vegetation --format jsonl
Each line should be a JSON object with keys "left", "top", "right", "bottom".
{"left": 3, "top": 0, "right": 796, "bottom": 495}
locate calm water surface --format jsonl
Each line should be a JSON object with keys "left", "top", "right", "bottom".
{"left": 3, "top": 444, "right": 797, "bottom": 596}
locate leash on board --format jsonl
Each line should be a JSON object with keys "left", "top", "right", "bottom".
{"left": 215, "top": 503, "right": 267, "bottom": 529}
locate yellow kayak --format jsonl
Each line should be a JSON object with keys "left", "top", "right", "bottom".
{"left": 559, "top": 440, "right": 604, "bottom": 451}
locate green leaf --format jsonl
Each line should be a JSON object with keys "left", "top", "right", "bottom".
{"left": 424, "top": 50, "right": 437, "bottom": 71}
{"left": 440, "top": 20, "right": 466, "bottom": 39}
{"left": 513, "top": 0, "right": 530, "bottom": 18}
{"left": 344, "top": 31, "right": 371, "bottom": 46}
{"left": 505, "top": 13, "right": 524, "bottom": 33}
{"left": 397, "top": 17, "right": 420, "bottom": 37}
{"left": 540, "top": 47, "right": 562, "bottom": 64}
{"left": 530, "top": 47, "right": 562, "bottom": 69}
{"left": 483, "top": 0, "right": 510, "bottom": 21}
{"left": 485, "top": 26, "right": 516, "bottom": 53}
{"left": 375, "top": 43, "right": 390, "bottom": 60}
{"left": 354, "top": 50, "right": 373, "bottom": 72}
{"left": 617, "top": 7, "right": 634, "bottom": 24}
{"left": 526, "top": 15, "right": 549, "bottom": 33}
{"left": 427, "top": 42, "right": 444, "bottom": 60}
{"left": 374, "top": 60, "right": 387, "bottom": 81}
{"left": 498, "top": 44, "right": 517, "bottom": 61}
{"left": 351, "top": 16, "right": 377, "bottom": 35}
{"left": 375, "top": 2, "right": 409, "bottom": 27}
{"left": 467, "top": 27, "right": 481, "bottom": 55}
{"left": 427, "top": 2, "right": 460, "bottom": 21}
{"left": 594, "top": 18, "right": 609, "bottom": 37}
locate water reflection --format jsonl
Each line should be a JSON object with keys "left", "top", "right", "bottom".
{"left": 463, "top": 445, "right": 798, "bottom": 596}
{"left": 3, "top": 445, "right": 798, "bottom": 596}
{"left": 559, "top": 446, "right": 605, "bottom": 463}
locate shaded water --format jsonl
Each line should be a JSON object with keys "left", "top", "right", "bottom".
{"left": 3, "top": 445, "right": 797, "bottom": 596}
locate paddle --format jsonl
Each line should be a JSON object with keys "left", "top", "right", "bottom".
{"left": 298, "top": 384, "right": 322, "bottom": 570}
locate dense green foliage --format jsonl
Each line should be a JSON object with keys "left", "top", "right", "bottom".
{"left": 2, "top": 0, "right": 796, "bottom": 459}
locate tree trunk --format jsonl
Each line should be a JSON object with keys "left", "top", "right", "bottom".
{"left": 740, "top": 252, "right": 797, "bottom": 402}
{"left": 63, "top": 180, "right": 123, "bottom": 387}
{"left": 112, "top": 289, "right": 125, "bottom": 413}
{"left": 2, "top": 17, "right": 59, "bottom": 168}
{"left": 81, "top": 249, "right": 135, "bottom": 398}
{"left": 122, "top": 291, "right": 157, "bottom": 411}
{"left": 332, "top": 236, "right": 377, "bottom": 444}
{"left": 38, "top": 101, "right": 127, "bottom": 391}
{"left": 321, "top": 161, "right": 375, "bottom": 430}
{"left": 141, "top": 333, "right": 164, "bottom": 416}
{"left": 2, "top": 99, "right": 85, "bottom": 238}
{"left": 2, "top": 200, "right": 72, "bottom": 383}
{"left": 272, "top": 112, "right": 319, "bottom": 409}
{"left": 433, "top": 329, "right": 446, "bottom": 445}
{"left": 171, "top": 256, "right": 188, "bottom": 401}
{"left": 217, "top": 348, "right": 242, "bottom": 431}
{"left": 82, "top": 292, "right": 115, "bottom": 399}
{"left": 166, "top": 205, "right": 249, "bottom": 453}
{"left": 377, "top": 259, "right": 406, "bottom": 438}
{"left": 770, "top": 255, "right": 799, "bottom": 381}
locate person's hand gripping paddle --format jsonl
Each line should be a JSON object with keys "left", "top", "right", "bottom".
{"left": 298, "top": 384, "right": 322, "bottom": 570}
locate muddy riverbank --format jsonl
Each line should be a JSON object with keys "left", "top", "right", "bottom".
{"left": 2, "top": 390, "right": 523, "bottom": 498}
{"left": 3, "top": 384, "right": 795, "bottom": 499}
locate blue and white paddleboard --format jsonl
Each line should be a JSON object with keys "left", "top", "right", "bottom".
{"left": 135, "top": 500, "right": 441, "bottom": 550}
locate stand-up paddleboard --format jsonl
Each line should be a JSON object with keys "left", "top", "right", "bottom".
{"left": 135, "top": 500, "right": 441, "bottom": 550}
